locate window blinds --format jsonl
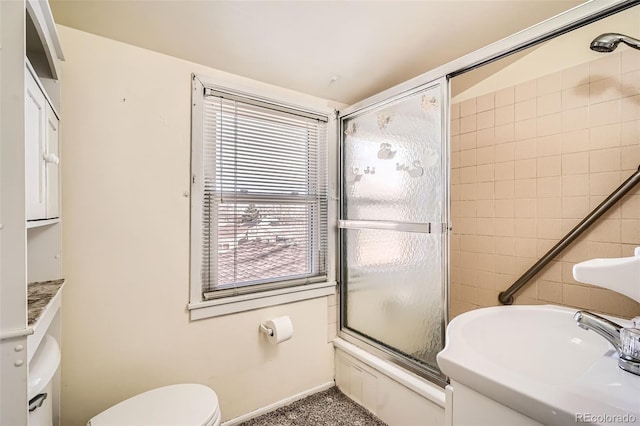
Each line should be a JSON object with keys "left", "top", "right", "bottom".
{"left": 200, "top": 89, "right": 328, "bottom": 298}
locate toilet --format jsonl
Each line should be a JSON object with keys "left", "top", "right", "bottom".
{"left": 88, "top": 384, "right": 220, "bottom": 426}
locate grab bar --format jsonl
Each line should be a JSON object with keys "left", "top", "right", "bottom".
{"left": 499, "top": 165, "right": 640, "bottom": 305}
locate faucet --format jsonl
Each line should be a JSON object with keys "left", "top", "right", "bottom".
{"left": 574, "top": 310, "right": 640, "bottom": 376}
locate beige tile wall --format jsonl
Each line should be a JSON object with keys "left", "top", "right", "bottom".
{"left": 450, "top": 49, "right": 640, "bottom": 319}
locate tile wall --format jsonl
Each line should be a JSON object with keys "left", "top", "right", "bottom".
{"left": 450, "top": 48, "right": 640, "bottom": 319}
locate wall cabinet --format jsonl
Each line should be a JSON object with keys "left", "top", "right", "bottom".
{"left": 25, "top": 65, "right": 60, "bottom": 222}
{"left": 45, "top": 104, "right": 60, "bottom": 219}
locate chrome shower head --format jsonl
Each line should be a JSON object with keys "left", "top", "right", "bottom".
{"left": 590, "top": 33, "right": 640, "bottom": 53}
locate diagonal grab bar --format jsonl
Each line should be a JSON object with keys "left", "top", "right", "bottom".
{"left": 498, "top": 164, "right": 640, "bottom": 305}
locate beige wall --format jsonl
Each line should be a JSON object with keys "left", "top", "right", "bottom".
{"left": 450, "top": 47, "right": 640, "bottom": 319}
{"left": 58, "top": 26, "right": 337, "bottom": 426}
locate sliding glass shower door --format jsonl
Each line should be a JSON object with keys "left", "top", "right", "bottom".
{"left": 339, "top": 80, "right": 448, "bottom": 382}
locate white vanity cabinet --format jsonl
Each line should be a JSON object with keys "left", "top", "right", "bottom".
{"left": 25, "top": 65, "right": 60, "bottom": 222}
{"left": 447, "top": 381, "right": 542, "bottom": 426}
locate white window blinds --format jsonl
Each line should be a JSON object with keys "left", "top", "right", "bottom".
{"left": 199, "top": 89, "right": 328, "bottom": 298}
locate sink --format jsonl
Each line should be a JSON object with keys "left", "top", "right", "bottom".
{"left": 437, "top": 305, "right": 640, "bottom": 425}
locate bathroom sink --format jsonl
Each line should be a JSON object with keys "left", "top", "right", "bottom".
{"left": 437, "top": 305, "right": 640, "bottom": 425}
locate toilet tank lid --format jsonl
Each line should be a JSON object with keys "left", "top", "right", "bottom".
{"left": 88, "top": 384, "right": 219, "bottom": 426}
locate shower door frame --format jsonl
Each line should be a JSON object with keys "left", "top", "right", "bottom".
{"left": 336, "top": 0, "right": 637, "bottom": 386}
{"left": 337, "top": 77, "right": 451, "bottom": 386}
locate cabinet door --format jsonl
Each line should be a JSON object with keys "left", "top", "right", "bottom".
{"left": 25, "top": 69, "right": 47, "bottom": 221}
{"left": 45, "top": 104, "right": 59, "bottom": 219}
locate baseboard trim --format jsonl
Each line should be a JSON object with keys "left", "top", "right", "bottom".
{"left": 222, "top": 381, "right": 335, "bottom": 426}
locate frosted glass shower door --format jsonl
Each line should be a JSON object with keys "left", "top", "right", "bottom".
{"left": 340, "top": 82, "right": 447, "bottom": 375}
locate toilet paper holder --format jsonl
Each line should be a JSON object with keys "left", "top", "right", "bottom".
{"left": 259, "top": 316, "right": 294, "bottom": 344}
{"left": 259, "top": 323, "right": 274, "bottom": 336}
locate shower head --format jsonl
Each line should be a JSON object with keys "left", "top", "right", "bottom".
{"left": 590, "top": 33, "right": 640, "bottom": 53}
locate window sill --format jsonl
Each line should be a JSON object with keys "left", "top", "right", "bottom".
{"left": 188, "top": 281, "right": 337, "bottom": 320}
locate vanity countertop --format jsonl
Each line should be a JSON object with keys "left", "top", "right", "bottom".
{"left": 28, "top": 279, "right": 65, "bottom": 326}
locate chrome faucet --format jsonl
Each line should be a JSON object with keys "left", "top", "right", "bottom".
{"left": 574, "top": 310, "right": 640, "bottom": 376}
{"left": 574, "top": 311, "right": 622, "bottom": 349}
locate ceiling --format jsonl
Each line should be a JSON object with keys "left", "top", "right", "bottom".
{"left": 50, "top": 0, "right": 585, "bottom": 106}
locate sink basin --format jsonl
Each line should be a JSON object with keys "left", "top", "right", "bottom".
{"left": 437, "top": 305, "right": 640, "bottom": 425}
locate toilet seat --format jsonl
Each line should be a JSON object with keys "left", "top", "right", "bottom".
{"left": 88, "top": 384, "right": 220, "bottom": 426}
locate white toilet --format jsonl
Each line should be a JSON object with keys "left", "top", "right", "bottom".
{"left": 87, "top": 384, "right": 221, "bottom": 426}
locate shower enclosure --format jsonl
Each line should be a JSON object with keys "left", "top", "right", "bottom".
{"left": 334, "top": 0, "right": 638, "bottom": 403}
{"left": 339, "top": 79, "right": 449, "bottom": 384}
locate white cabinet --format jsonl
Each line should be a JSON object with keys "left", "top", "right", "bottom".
{"left": 25, "top": 66, "right": 60, "bottom": 221}
{"left": 25, "top": 68, "right": 47, "bottom": 221}
{"left": 1, "top": 1, "right": 64, "bottom": 423}
{"left": 45, "top": 102, "right": 60, "bottom": 219}
{"left": 449, "top": 381, "right": 542, "bottom": 426}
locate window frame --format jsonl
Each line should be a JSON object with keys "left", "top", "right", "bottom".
{"left": 188, "top": 74, "right": 337, "bottom": 320}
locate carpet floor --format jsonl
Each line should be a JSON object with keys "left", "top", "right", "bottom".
{"left": 238, "top": 387, "right": 388, "bottom": 426}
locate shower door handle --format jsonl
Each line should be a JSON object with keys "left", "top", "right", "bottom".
{"left": 338, "top": 220, "right": 446, "bottom": 234}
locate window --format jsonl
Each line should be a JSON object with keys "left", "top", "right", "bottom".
{"left": 191, "top": 78, "right": 329, "bottom": 303}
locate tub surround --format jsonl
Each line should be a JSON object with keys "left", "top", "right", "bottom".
{"left": 450, "top": 46, "right": 640, "bottom": 319}
{"left": 28, "top": 279, "right": 65, "bottom": 326}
